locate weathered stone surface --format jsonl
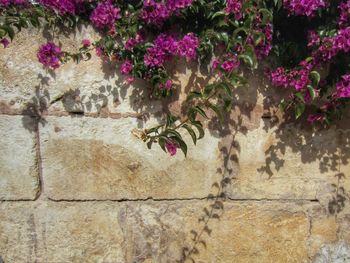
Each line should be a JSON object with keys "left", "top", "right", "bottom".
{"left": 40, "top": 116, "right": 223, "bottom": 200}
{"left": 0, "top": 200, "right": 339, "bottom": 263}
{"left": 225, "top": 120, "right": 350, "bottom": 202}
{"left": 0, "top": 115, "right": 39, "bottom": 200}
{"left": 0, "top": 28, "right": 162, "bottom": 117}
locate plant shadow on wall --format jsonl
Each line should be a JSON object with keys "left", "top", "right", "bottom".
{"left": 257, "top": 107, "right": 350, "bottom": 214}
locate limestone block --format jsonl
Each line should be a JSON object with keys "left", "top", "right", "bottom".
{"left": 0, "top": 115, "right": 39, "bottom": 200}
{"left": 0, "top": 201, "right": 338, "bottom": 263}
{"left": 40, "top": 116, "right": 223, "bottom": 200}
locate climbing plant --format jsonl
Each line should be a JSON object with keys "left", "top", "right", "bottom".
{"left": 0, "top": 0, "right": 349, "bottom": 156}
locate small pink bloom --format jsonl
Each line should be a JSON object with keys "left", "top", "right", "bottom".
{"left": 120, "top": 60, "right": 133, "bottom": 75}
{"left": 0, "top": 38, "right": 9, "bottom": 48}
{"left": 165, "top": 140, "right": 178, "bottom": 156}
{"left": 81, "top": 39, "right": 91, "bottom": 47}
{"left": 307, "top": 114, "right": 324, "bottom": 124}
{"left": 126, "top": 76, "right": 135, "bottom": 84}
{"left": 95, "top": 47, "right": 103, "bottom": 57}
{"left": 212, "top": 58, "right": 220, "bottom": 70}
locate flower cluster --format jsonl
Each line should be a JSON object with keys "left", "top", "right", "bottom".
{"left": 90, "top": 1, "right": 121, "bottom": 29}
{"left": 125, "top": 33, "right": 144, "bottom": 50}
{"left": 144, "top": 33, "right": 199, "bottom": 67}
{"left": 37, "top": 42, "right": 62, "bottom": 70}
{"left": 335, "top": 74, "right": 350, "bottom": 98}
{"left": 39, "top": 0, "right": 76, "bottom": 15}
{"left": 338, "top": 0, "right": 350, "bottom": 28}
{"left": 140, "top": 0, "right": 193, "bottom": 26}
{"left": 270, "top": 60, "right": 314, "bottom": 91}
{"left": 120, "top": 60, "right": 133, "bottom": 75}
{"left": 283, "top": 0, "right": 326, "bottom": 16}
{"left": 313, "top": 27, "right": 350, "bottom": 63}
{"left": 177, "top": 33, "right": 200, "bottom": 60}
{"left": 0, "top": 0, "right": 27, "bottom": 6}
{"left": 221, "top": 54, "right": 240, "bottom": 72}
{"left": 253, "top": 23, "right": 273, "bottom": 59}
{"left": 225, "top": 0, "right": 243, "bottom": 20}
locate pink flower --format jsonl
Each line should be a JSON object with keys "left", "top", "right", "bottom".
{"left": 335, "top": 74, "right": 350, "bottom": 98}
{"left": 37, "top": 42, "right": 62, "bottom": 69}
{"left": 221, "top": 55, "right": 240, "bottom": 72}
{"left": 81, "top": 39, "right": 91, "bottom": 47}
{"left": 211, "top": 58, "right": 220, "bottom": 70}
{"left": 0, "top": 38, "right": 9, "bottom": 48}
{"left": 177, "top": 33, "right": 199, "bottom": 60}
{"left": 307, "top": 114, "right": 324, "bottom": 123}
{"left": 120, "top": 60, "right": 133, "bottom": 75}
{"left": 90, "top": 1, "right": 121, "bottom": 29}
{"left": 165, "top": 140, "right": 178, "bottom": 156}
{"left": 126, "top": 76, "right": 135, "bottom": 84}
{"left": 159, "top": 79, "right": 173, "bottom": 90}
{"left": 95, "top": 47, "right": 103, "bottom": 57}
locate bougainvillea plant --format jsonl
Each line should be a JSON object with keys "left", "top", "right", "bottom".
{"left": 0, "top": 0, "right": 349, "bottom": 156}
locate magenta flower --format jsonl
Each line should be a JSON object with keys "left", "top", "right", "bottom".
{"left": 307, "top": 114, "right": 324, "bottom": 123}
{"left": 254, "top": 24, "right": 273, "bottom": 59}
{"left": 335, "top": 74, "right": 350, "bottom": 98}
{"left": 37, "top": 42, "right": 62, "bottom": 70}
{"left": 307, "top": 31, "right": 320, "bottom": 48}
{"left": 90, "top": 1, "right": 121, "bottom": 29}
{"left": 283, "top": 0, "right": 326, "bottom": 17}
{"left": 159, "top": 79, "right": 173, "bottom": 90}
{"left": 165, "top": 140, "right": 178, "bottom": 156}
{"left": 177, "top": 33, "right": 199, "bottom": 60}
{"left": 0, "top": 38, "right": 10, "bottom": 48}
{"left": 125, "top": 33, "right": 144, "bottom": 50}
{"left": 0, "top": 0, "right": 27, "bottom": 6}
{"left": 338, "top": 0, "right": 350, "bottom": 28}
{"left": 225, "top": 0, "right": 242, "bottom": 20}
{"left": 221, "top": 55, "right": 240, "bottom": 72}
{"left": 39, "top": 0, "right": 76, "bottom": 15}
{"left": 120, "top": 60, "right": 133, "bottom": 75}
{"left": 81, "top": 39, "right": 91, "bottom": 47}
{"left": 144, "top": 34, "right": 177, "bottom": 67}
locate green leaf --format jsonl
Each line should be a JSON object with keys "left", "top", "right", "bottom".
{"left": 187, "top": 91, "right": 202, "bottom": 101}
{"left": 182, "top": 124, "right": 197, "bottom": 145}
{"left": 310, "top": 71, "right": 321, "bottom": 86}
{"left": 211, "top": 11, "right": 225, "bottom": 20}
{"left": 172, "top": 136, "right": 188, "bottom": 157}
{"left": 295, "top": 92, "right": 305, "bottom": 103}
{"left": 158, "top": 137, "right": 166, "bottom": 152}
{"left": 166, "top": 114, "right": 178, "bottom": 127}
{"left": 207, "top": 103, "right": 224, "bottom": 123}
{"left": 219, "top": 82, "right": 232, "bottom": 98}
{"left": 191, "top": 121, "right": 205, "bottom": 140}
{"left": 259, "top": 8, "right": 273, "bottom": 25}
{"left": 2, "top": 25, "right": 15, "bottom": 40}
{"left": 295, "top": 103, "right": 305, "bottom": 119}
{"left": 307, "top": 85, "right": 316, "bottom": 100}
{"left": 190, "top": 106, "right": 208, "bottom": 119}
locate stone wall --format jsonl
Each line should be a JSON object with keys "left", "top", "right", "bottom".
{"left": 0, "top": 27, "right": 350, "bottom": 263}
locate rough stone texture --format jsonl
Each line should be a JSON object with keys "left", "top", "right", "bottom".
{"left": 0, "top": 115, "right": 39, "bottom": 200}
{"left": 0, "top": 201, "right": 340, "bottom": 263}
{"left": 40, "top": 116, "right": 223, "bottom": 200}
{"left": 0, "top": 27, "right": 162, "bottom": 117}
{"left": 0, "top": 28, "right": 349, "bottom": 262}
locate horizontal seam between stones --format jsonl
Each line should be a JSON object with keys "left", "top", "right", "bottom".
{"left": 45, "top": 197, "right": 320, "bottom": 202}
{"left": 0, "top": 198, "right": 320, "bottom": 203}
{"left": 0, "top": 112, "right": 146, "bottom": 119}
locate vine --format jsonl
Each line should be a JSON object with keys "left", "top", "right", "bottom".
{"left": 0, "top": 0, "right": 349, "bottom": 156}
